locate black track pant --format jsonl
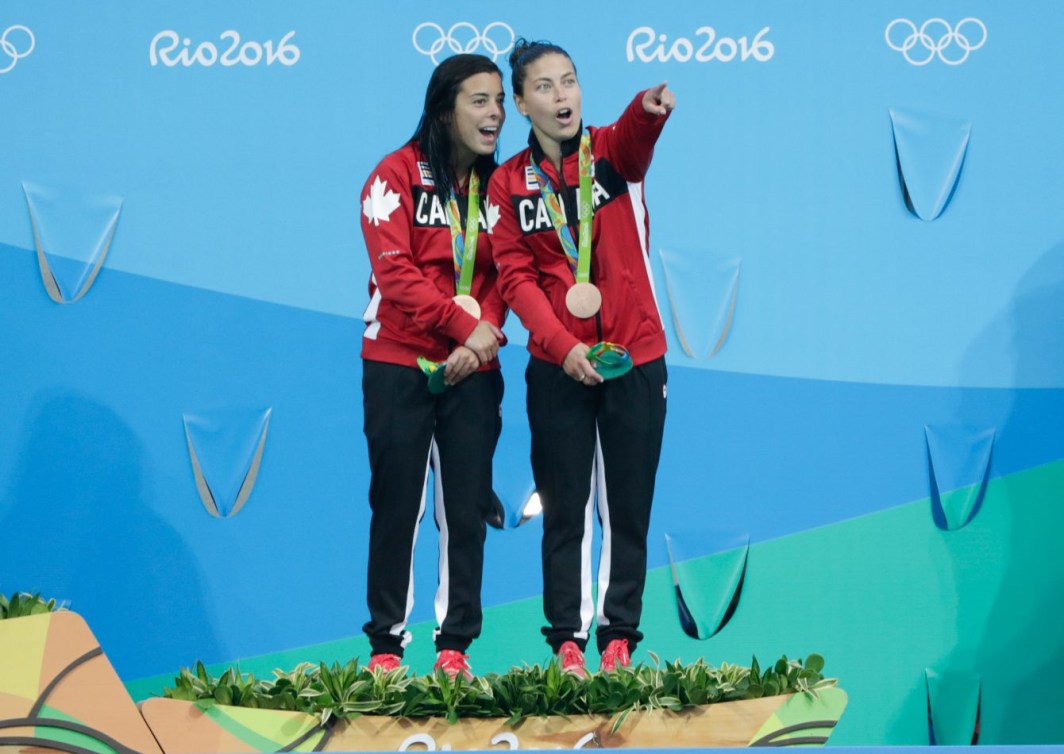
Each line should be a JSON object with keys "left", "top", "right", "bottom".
{"left": 361, "top": 360, "right": 503, "bottom": 656}
{"left": 526, "top": 355, "right": 667, "bottom": 655}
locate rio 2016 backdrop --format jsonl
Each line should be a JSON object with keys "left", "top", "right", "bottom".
{"left": 2, "top": 1, "right": 1063, "bottom": 746}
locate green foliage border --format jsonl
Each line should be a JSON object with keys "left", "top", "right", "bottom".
{"left": 164, "top": 653, "right": 835, "bottom": 730}
{"left": 0, "top": 592, "right": 835, "bottom": 732}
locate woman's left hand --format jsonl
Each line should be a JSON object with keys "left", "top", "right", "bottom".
{"left": 642, "top": 82, "right": 676, "bottom": 116}
{"left": 444, "top": 346, "right": 479, "bottom": 386}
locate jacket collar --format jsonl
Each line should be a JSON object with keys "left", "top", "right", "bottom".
{"left": 528, "top": 124, "right": 585, "bottom": 167}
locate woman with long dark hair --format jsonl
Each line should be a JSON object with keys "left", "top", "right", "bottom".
{"left": 488, "top": 39, "right": 675, "bottom": 676}
{"left": 359, "top": 53, "right": 507, "bottom": 679}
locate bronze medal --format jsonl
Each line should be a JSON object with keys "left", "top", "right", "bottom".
{"left": 453, "top": 294, "right": 482, "bottom": 319}
{"left": 565, "top": 282, "right": 601, "bottom": 319}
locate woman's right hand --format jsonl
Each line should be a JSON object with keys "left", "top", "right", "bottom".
{"left": 444, "top": 346, "right": 480, "bottom": 386}
{"left": 563, "top": 343, "right": 604, "bottom": 386}
{"left": 463, "top": 320, "right": 503, "bottom": 364}
{"left": 642, "top": 82, "right": 676, "bottom": 115}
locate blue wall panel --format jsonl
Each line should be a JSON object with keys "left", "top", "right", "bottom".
{"left": 3, "top": 1, "right": 1064, "bottom": 743}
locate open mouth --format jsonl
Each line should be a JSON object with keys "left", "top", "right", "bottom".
{"left": 479, "top": 125, "right": 498, "bottom": 142}
{"left": 556, "top": 108, "right": 573, "bottom": 124}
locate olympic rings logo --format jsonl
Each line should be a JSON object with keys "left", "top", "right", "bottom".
{"left": 1, "top": 25, "right": 35, "bottom": 74}
{"left": 885, "top": 18, "right": 987, "bottom": 66}
{"left": 412, "top": 22, "right": 514, "bottom": 66}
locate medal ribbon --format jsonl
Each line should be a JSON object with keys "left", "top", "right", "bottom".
{"left": 445, "top": 170, "right": 481, "bottom": 296}
{"left": 528, "top": 132, "right": 593, "bottom": 283}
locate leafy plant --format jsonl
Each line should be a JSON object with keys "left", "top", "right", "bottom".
{"left": 0, "top": 591, "right": 60, "bottom": 620}
{"left": 162, "top": 652, "right": 836, "bottom": 732}
{"left": 490, "top": 661, "right": 588, "bottom": 723}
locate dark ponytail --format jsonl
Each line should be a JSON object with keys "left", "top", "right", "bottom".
{"left": 508, "top": 37, "right": 574, "bottom": 96}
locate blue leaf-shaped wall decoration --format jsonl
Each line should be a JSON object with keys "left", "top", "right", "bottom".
{"left": 925, "top": 668, "right": 981, "bottom": 745}
{"left": 22, "top": 181, "right": 122, "bottom": 303}
{"left": 657, "top": 247, "right": 741, "bottom": 360}
{"left": 889, "top": 107, "right": 971, "bottom": 221}
{"left": 925, "top": 423, "right": 995, "bottom": 530}
{"left": 183, "top": 407, "right": 272, "bottom": 518}
{"left": 665, "top": 530, "right": 749, "bottom": 639}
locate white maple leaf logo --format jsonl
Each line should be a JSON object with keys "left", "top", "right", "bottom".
{"left": 362, "top": 176, "right": 401, "bottom": 225}
{"left": 485, "top": 197, "right": 500, "bottom": 232}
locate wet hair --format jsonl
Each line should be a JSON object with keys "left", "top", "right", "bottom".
{"left": 508, "top": 37, "right": 575, "bottom": 96}
{"left": 411, "top": 54, "right": 502, "bottom": 202}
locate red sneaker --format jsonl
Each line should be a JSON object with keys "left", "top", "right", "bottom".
{"left": 599, "top": 639, "right": 631, "bottom": 672}
{"left": 367, "top": 653, "right": 401, "bottom": 672}
{"left": 557, "top": 641, "right": 589, "bottom": 679}
{"left": 435, "top": 650, "right": 473, "bottom": 680}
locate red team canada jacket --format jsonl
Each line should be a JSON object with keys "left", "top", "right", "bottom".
{"left": 487, "top": 92, "right": 669, "bottom": 367}
{"left": 360, "top": 142, "right": 506, "bottom": 368}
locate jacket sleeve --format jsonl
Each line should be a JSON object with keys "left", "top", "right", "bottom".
{"left": 360, "top": 159, "right": 479, "bottom": 344}
{"left": 598, "top": 90, "right": 671, "bottom": 183}
{"left": 487, "top": 168, "right": 579, "bottom": 364}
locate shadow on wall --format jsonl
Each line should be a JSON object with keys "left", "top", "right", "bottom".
{"left": 890, "top": 242, "right": 1064, "bottom": 743}
{"left": 955, "top": 241, "right": 1064, "bottom": 391}
{"left": 960, "top": 242, "right": 1064, "bottom": 743}
{"left": 0, "top": 389, "right": 221, "bottom": 677}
